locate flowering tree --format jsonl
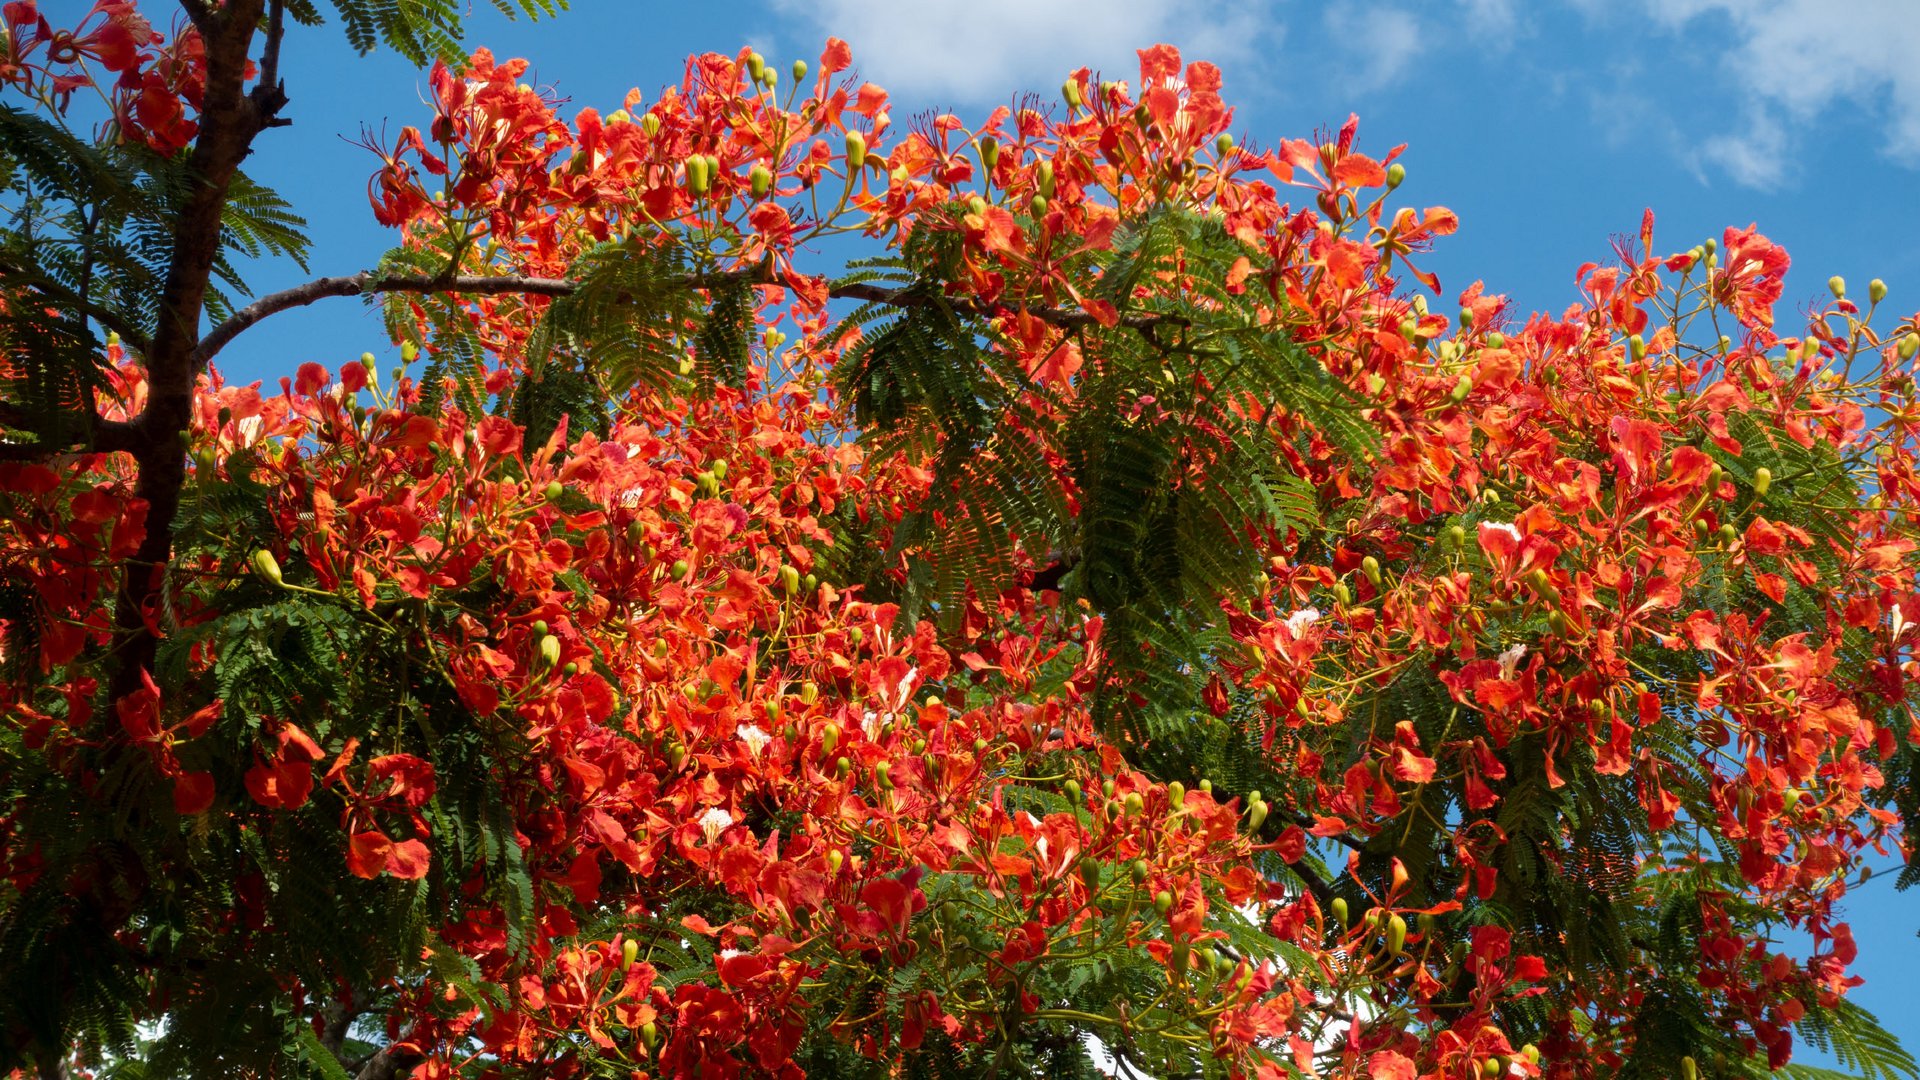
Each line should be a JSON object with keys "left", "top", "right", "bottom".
{"left": 4, "top": 3, "right": 1920, "bottom": 1079}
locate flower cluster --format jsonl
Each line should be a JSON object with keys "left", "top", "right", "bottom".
{"left": 4, "top": 24, "right": 1920, "bottom": 1080}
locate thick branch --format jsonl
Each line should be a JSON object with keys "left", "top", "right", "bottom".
{"left": 108, "top": 0, "right": 269, "bottom": 696}
{"left": 249, "top": 0, "right": 290, "bottom": 128}
{"left": 319, "top": 990, "right": 363, "bottom": 1059}
{"left": 351, "top": 1044, "right": 417, "bottom": 1080}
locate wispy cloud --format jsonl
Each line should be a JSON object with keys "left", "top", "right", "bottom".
{"left": 1320, "top": 3, "right": 1427, "bottom": 93}
{"left": 767, "top": 0, "right": 1283, "bottom": 106}
{"left": 1457, "top": 0, "right": 1522, "bottom": 38}
{"left": 1645, "top": 0, "right": 1920, "bottom": 188}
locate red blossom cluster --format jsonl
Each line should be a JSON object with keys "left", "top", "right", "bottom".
{"left": 5, "top": 21, "right": 1920, "bottom": 1080}
{"left": 1, "top": 0, "right": 221, "bottom": 152}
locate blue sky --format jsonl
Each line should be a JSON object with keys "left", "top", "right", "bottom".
{"left": 146, "top": 0, "right": 1920, "bottom": 1062}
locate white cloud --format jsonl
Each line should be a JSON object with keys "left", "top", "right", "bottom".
{"left": 1647, "top": 0, "right": 1920, "bottom": 188}
{"left": 1700, "top": 110, "right": 1790, "bottom": 189}
{"left": 1320, "top": 3, "right": 1426, "bottom": 92}
{"left": 768, "top": 0, "right": 1283, "bottom": 105}
{"left": 1457, "top": 0, "right": 1521, "bottom": 36}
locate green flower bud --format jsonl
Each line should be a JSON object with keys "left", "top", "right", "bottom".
{"left": 251, "top": 549, "right": 283, "bottom": 587}
{"left": 1124, "top": 791, "right": 1143, "bottom": 816}
{"left": 670, "top": 559, "right": 690, "bottom": 578}
{"left": 623, "top": 938, "right": 640, "bottom": 967}
{"left": 539, "top": 634, "right": 561, "bottom": 668}
{"left": 1246, "top": 799, "right": 1268, "bottom": 833}
{"left": 844, "top": 130, "right": 867, "bottom": 171}
{"left": 1385, "top": 162, "right": 1406, "bottom": 189}
{"left": 1450, "top": 375, "right": 1473, "bottom": 403}
{"left": 685, "top": 154, "right": 710, "bottom": 195}
{"left": 1029, "top": 194, "right": 1049, "bottom": 217}
{"left": 792, "top": 59, "right": 808, "bottom": 83}
{"left": 747, "top": 52, "right": 765, "bottom": 81}
{"left": 834, "top": 755, "right": 852, "bottom": 779}
{"left": 1331, "top": 896, "right": 1349, "bottom": 926}
{"left": 828, "top": 848, "right": 844, "bottom": 874}
{"left": 780, "top": 565, "right": 801, "bottom": 596}
{"left": 1062, "top": 79, "right": 1082, "bottom": 109}
{"left": 1361, "top": 555, "right": 1382, "bottom": 586}
{"left": 1899, "top": 333, "right": 1918, "bottom": 360}
{"left": 1065, "top": 778, "right": 1082, "bottom": 804}
{"left": 1870, "top": 278, "right": 1889, "bottom": 304}
{"left": 544, "top": 480, "right": 564, "bottom": 502}
{"left": 1829, "top": 275, "right": 1847, "bottom": 300}
{"left": 750, "top": 163, "right": 772, "bottom": 197}
{"left": 1386, "top": 913, "right": 1407, "bottom": 955}
{"left": 1486, "top": 331, "right": 1505, "bottom": 347}
{"left": 977, "top": 135, "right": 998, "bottom": 171}
{"left": 1131, "top": 859, "right": 1149, "bottom": 884}
{"left": 1036, "top": 159, "right": 1055, "bottom": 197}
{"left": 1215, "top": 132, "right": 1234, "bottom": 156}
{"left": 562, "top": 662, "right": 578, "bottom": 677}
{"left": 1154, "top": 890, "right": 1174, "bottom": 915}
{"left": 1167, "top": 781, "right": 1185, "bottom": 809}
{"left": 1753, "top": 467, "right": 1772, "bottom": 496}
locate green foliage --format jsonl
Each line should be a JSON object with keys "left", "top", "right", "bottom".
{"left": 0, "top": 105, "right": 309, "bottom": 450}
{"left": 831, "top": 207, "right": 1362, "bottom": 751}
{"left": 1795, "top": 1001, "right": 1920, "bottom": 1080}
{"left": 283, "top": 0, "right": 568, "bottom": 67}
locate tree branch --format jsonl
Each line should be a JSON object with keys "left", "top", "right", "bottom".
{"left": 194, "top": 266, "right": 1185, "bottom": 370}
{"left": 194, "top": 271, "right": 575, "bottom": 367}
{"left": 0, "top": 406, "right": 143, "bottom": 458}
{"left": 249, "top": 0, "right": 291, "bottom": 128}
{"left": 1285, "top": 809, "right": 1369, "bottom": 853}
{"left": 351, "top": 1043, "right": 418, "bottom": 1080}
{"left": 0, "top": 258, "right": 153, "bottom": 356}
{"left": 319, "top": 989, "right": 364, "bottom": 1060}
